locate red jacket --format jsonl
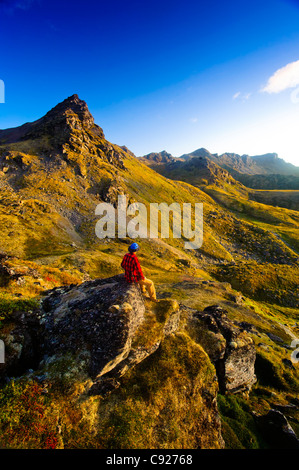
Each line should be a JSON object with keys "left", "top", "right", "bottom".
{"left": 121, "top": 252, "right": 145, "bottom": 283}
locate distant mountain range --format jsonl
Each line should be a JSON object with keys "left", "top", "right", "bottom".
{"left": 140, "top": 148, "right": 299, "bottom": 189}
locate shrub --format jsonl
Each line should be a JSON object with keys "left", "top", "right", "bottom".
{"left": 0, "top": 379, "right": 59, "bottom": 449}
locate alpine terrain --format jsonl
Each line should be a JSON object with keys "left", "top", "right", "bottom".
{"left": 0, "top": 95, "right": 298, "bottom": 450}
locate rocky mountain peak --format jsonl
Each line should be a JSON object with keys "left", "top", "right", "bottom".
{"left": 0, "top": 94, "right": 104, "bottom": 147}
{"left": 179, "top": 147, "right": 214, "bottom": 161}
{"left": 139, "top": 150, "right": 175, "bottom": 165}
{"left": 42, "top": 94, "right": 95, "bottom": 129}
{"left": 0, "top": 94, "right": 126, "bottom": 184}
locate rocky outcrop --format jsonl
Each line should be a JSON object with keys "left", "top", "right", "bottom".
{"left": 0, "top": 275, "right": 261, "bottom": 448}
{"left": 0, "top": 253, "right": 39, "bottom": 287}
{"left": 0, "top": 94, "right": 125, "bottom": 171}
{"left": 0, "top": 277, "right": 257, "bottom": 398}
{"left": 34, "top": 275, "right": 225, "bottom": 448}
{"left": 0, "top": 309, "right": 40, "bottom": 382}
{"left": 184, "top": 304, "right": 256, "bottom": 393}
{"left": 254, "top": 409, "right": 299, "bottom": 449}
{"left": 1, "top": 274, "right": 179, "bottom": 396}
{"left": 0, "top": 94, "right": 104, "bottom": 146}
{"left": 39, "top": 275, "right": 149, "bottom": 381}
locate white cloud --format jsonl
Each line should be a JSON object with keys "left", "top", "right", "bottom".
{"left": 233, "top": 91, "right": 251, "bottom": 101}
{"left": 0, "top": 0, "right": 37, "bottom": 14}
{"left": 189, "top": 117, "right": 198, "bottom": 123}
{"left": 261, "top": 60, "right": 299, "bottom": 94}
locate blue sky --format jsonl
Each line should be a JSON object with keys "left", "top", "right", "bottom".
{"left": 1, "top": 0, "right": 299, "bottom": 164}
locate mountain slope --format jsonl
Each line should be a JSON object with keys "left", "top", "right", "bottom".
{"left": 139, "top": 150, "right": 176, "bottom": 166}
{"left": 209, "top": 152, "right": 299, "bottom": 176}
{"left": 228, "top": 171, "right": 299, "bottom": 190}
{"left": 183, "top": 149, "right": 299, "bottom": 189}
{"left": 0, "top": 95, "right": 298, "bottom": 283}
{"left": 176, "top": 148, "right": 299, "bottom": 176}
{"left": 0, "top": 94, "right": 298, "bottom": 282}
{"left": 141, "top": 148, "right": 299, "bottom": 190}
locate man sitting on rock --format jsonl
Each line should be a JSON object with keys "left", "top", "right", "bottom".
{"left": 121, "top": 243, "right": 157, "bottom": 301}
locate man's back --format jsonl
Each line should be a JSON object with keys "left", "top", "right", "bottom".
{"left": 121, "top": 252, "right": 144, "bottom": 283}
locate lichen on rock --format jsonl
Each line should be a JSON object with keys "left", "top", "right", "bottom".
{"left": 39, "top": 274, "right": 146, "bottom": 382}
{"left": 184, "top": 304, "right": 256, "bottom": 394}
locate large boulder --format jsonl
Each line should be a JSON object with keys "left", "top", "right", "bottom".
{"left": 39, "top": 275, "right": 144, "bottom": 376}
{"left": 0, "top": 309, "right": 40, "bottom": 384}
{"left": 36, "top": 274, "right": 180, "bottom": 394}
{"left": 0, "top": 274, "right": 180, "bottom": 393}
{"left": 184, "top": 304, "right": 256, "bottom": 393}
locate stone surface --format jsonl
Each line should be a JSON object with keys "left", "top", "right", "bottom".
{"left": 0, "top": 273, "right": 262, "bottom": 448}
{"left": 88, "top": 298, "right": 181, "bottom": 396}
{"left": 1, "top": 277, "right": 257, "bottom": 401}
{"left": 185, "top": 304, "right": 256, "bottom": 393}
{"left": 39, "top": 274, "right": 147, "bottom": 380}
{"left": 0, "top": 275, "right": 182, "bottom": 392}
{"left": 255, "top": 409, "right": 299, "bottom": 449}
{"left": 0, "top": 309, "right": 40, "bottom": 383}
